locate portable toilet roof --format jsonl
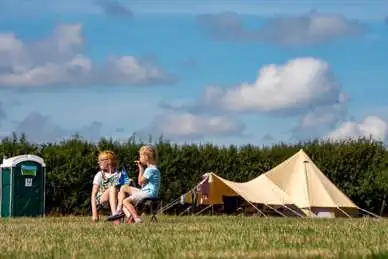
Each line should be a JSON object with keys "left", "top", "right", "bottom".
{"left": 1, "top": 155, "right": 46, "bottom": 168}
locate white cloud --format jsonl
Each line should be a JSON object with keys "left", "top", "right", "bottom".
{"left": 0, "top": 55, "right": 92, "bottom": 87}
{"left": 198, "top": 12, "right": 364, "bottom": 46}
{"left": 299, "top": 102, "right": 348, "bottom": 129}
{"left": 145, "top": 112, "right": 244, "bottom": 139}
{"left": 202, "top": 57, "right": 345, "bottom": 114}
{"left": 0, "top": 33, "right": 23, "bottom": 53}
{"left": 53, "top": 24, "right": 84, "bottom": 52}
{"left": 98, "top": 56, "right": 173, "bottom": 85}
{"left": 257, "top": 13, "right": 363, "bottom": 46}
{"left": 326, "top": 116, "right": 387, "bottom": 142}
{"left": 0, "top": 24, "right": 174, "bottom": 87}
{"left": 163, "top": 57, "right": 348, "bottom": 141}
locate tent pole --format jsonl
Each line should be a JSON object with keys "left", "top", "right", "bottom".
{"left": 262, "top": 176, "right": 305, "bottom": 217}
{"left": 179, "top": 206, "right": 191, "bottom": 216}
{"left": 263, "top": 204, "right": 306, "bottom": 218}
{"left": 158, "top": 199, "right": 178, "bottom": 213}
{"left": 283, "top": 205, "right": 306, "bottom": 218}
{"left": 195, "top": 205, "right": 212, "bottom": 215}
{"left": 308, "top": 207, "right": 314, "bottom": 217}
{"left": 158, "top": 198, "right": 180, "bottom": 214}
{"left": 158, "top": 183, "right": 199, "bottom": 214}
{"left": 259, "top": 177, "right": 306, "bottom": 217}
{"left": 357, "top": 207, "right": 381, "bottom": 218}
{"left": 158, "top": 202, "right": 177, "bottom": 214}
{"left": 336, "top": 206, "right": 351, "bottom": 218}
{"left": 244, "top": 200, "right": 267, "bottom": 217}
{"left": 263, "top": 204, "right": 287, "bottom": 217}
{"left": 304, "top": 162, "right": 312, "bottom": 214}
{"left": 379, "top": 196, "right": 386, "bottom": 216}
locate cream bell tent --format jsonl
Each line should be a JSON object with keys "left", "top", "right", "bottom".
{"left": 160, "top": 149, "right": 379, "bottom": 218}
{"left": 262, "top": 149, "right": 374, "bottom": 217}
{"left": 173, "top": 172, "right": 304, "bottom": 217}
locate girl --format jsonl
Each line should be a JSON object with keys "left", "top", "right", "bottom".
{"left": 90, "top": 150, "right": 121, "bottom": 222}
{"left": 110, "top": 145, "right": 160, "bottom": 224}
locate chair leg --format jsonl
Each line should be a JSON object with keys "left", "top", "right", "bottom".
{"left": 150, "top": 210, "right": 158, "bottom": 222}
{"left": 135, "top": 200, "right": 159, "bottom": 222}
{"left": 150, "top": 202, "right": 158, "bottom": 222}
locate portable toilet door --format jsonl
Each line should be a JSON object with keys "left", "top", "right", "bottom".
{"left": 0, "top": 154, "right": 46, "bottom": 217}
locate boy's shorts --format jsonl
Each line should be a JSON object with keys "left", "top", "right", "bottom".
{"left": 95, "top": 192, "right": 109, "bottom": 209}
{"left": 95, "top": 186, "right": 120, "bottom": 205}
{"left": 96, "top": 192, "right": 103, "bottom": 204}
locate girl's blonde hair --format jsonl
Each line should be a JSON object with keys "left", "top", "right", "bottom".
{"left": 98, "top": 150, "right": 118, "bottom": 169}
{"left": 139, "top": 145, "right": 157, "bottom": 165}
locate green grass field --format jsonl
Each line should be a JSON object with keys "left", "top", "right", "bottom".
{"left": 1, "top": 215, "right": 387, "bottom": 259}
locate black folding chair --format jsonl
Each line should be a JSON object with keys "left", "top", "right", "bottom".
{"left": 135, "top": 197, "right": 161, "bottom": 222}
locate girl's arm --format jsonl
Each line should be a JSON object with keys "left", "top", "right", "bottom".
{"left": 91, "top": 184, "right": 99, "bottom": 221}
{"left": 138, "top": 166, "right": 145, "bottom": 186}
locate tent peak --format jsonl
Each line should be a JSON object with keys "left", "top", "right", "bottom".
{"left": 297, "top": 149, "right": 312, "bottom": 163}
{"left": 297, "top": 149, "right": 311, "bottom": 157}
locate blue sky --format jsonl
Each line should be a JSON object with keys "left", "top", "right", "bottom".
{"left": 0, "top": 0, "right": 387, "bottom": 145}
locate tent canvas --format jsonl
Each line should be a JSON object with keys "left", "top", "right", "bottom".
{"left": 178, "top": 172, "right": 304, "bottom": 217}
{"left": 164, "top": 149, "right": 379, "bottom": 218}
{"left": 261, "top": 149, "right": 360, "bottom": 217}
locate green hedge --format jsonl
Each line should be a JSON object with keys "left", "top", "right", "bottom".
{"left": 1, "top": 133, "right": 387, "bottom": 215}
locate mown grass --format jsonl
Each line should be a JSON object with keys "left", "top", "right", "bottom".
{"left": 0, "top": 215, "right": 387, "bottom": 259}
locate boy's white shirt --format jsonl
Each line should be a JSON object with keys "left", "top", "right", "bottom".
{"left": 93, "top": 171, "right": 118, "bottom": 186}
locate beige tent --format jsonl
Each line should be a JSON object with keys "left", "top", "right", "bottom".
{"left": 177, "top": 172, "right": 304, "bottom": 217}
{"left": 161, "top": 149, "right": 378, "bottom": 218}
{"left": 262, "top": 149, "right": 360, "bottom": 217}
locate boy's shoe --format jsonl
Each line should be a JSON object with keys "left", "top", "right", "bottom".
{"left": 113, "top": 219, "right": 121, "bottom": 225}
{"left": 107, "top": 209, "right": 125, "bottom": 221}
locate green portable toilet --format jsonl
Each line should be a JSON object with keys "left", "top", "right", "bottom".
{"left": 0, "top": 154, "right": 46, "bottom": 217}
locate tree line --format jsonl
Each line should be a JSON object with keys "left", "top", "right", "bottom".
{"left": 1, "top": 133, "right": 387, "bottom": 216}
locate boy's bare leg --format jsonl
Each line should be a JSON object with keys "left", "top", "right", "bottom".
{"left": 108, "top": 186, "right": 118, "bottom": 215}
{"left": 94, "top": 189, "right": 110, "bottom": 221}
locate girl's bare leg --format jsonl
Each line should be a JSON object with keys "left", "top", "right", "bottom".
{"left": 123, "top": 207, "right": 131, "bottom": 218}
{"left": 112, "top": 185, "right": 137, "bottom": 216}
{"left": 117, "top": 185, "right": 131, "bottom": 210}
{"left": 122, "top": 188, "right": 142, "bottom": 223}
{"left": 123, "top": 198, "right": 140, "bottom": 221}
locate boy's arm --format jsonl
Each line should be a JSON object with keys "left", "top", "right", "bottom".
{"left": 91, "top": 184, "right": 99, "bottom": 221}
